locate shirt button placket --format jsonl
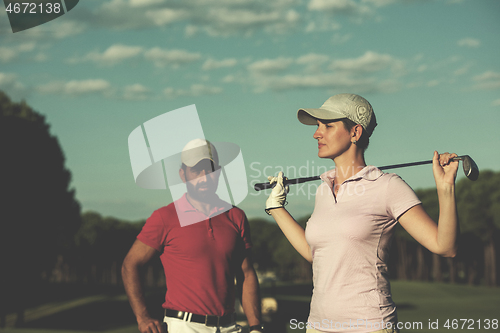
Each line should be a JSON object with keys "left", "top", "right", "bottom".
{"left": 207, "top": 217, "right": 214, "bottom": 239}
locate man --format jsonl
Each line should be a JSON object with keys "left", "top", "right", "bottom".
{"left": 122, "top": 139, "right": 264, "bottom": 333}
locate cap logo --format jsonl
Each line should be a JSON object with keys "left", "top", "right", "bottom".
{"left": 356, "top": 105, "right": 369, "bottom": 128}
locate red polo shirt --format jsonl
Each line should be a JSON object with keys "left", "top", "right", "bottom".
{"left": 137, "top": 194, "right": 252, "bottom": 316}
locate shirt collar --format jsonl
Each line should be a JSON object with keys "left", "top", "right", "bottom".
{"left": 177, "top": 193, "right": 232, "bottom": 216}
{"left": 320, "top": 165, "right": 384, "bottom": 186}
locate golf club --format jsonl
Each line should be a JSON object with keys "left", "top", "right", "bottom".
{"left": 254, "top": 155, "right": 479, "bottom": 191}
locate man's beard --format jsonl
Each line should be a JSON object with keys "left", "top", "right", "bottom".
{"left": 186, "top": 179, "right": 218, "bottom": 202}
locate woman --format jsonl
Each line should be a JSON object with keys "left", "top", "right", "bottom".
{"left": 265, "top": 94, "right": 459, "bottom": 333}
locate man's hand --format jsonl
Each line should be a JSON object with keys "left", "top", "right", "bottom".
{"left": 122, "top": 240, "right": 164, "bottom": 333}
{"left": 265, "top": 172, "right": 289, "bottom": 214}
{"left": 138, "top": 317, "right": 166, "bottom": 333}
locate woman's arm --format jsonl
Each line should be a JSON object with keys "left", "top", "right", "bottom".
{"left": 266, "top": 172, "right": 313, "bottom": 263}
{"left": 399, "top": 151, "right": 459, "bottom": 257}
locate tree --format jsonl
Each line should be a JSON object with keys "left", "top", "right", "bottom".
{"left": 248, "top": 218, "right": 282, "bottom": 272}
{"left": 456, "top": 170, "right": 500, "bottom": 287}
{"left": 0, "top": 91, "right": 81, "bottom": 326}
{"left": 272, "top": 217, "right": 312, "bottom": 282}
{"left": 415, "top": 188, "right": 442, "bottom": 282}
{"left": 73, "top": 212, "right": 145, "bottom": 285}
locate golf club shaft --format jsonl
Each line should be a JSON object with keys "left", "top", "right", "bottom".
{"left": 253, "top": 156, "right": 467, "bottom": 191}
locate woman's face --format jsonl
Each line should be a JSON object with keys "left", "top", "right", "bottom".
{"left": 313, "top": 119, "right": 352, "bottom": 160}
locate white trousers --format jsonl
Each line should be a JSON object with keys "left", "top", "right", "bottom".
{"left": 164, "top": 316, "right": 243, "bottom": 333}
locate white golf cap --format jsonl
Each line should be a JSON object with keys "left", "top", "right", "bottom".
{"left": 297, "top": 93, "right": 377, "bottom": 137}
{"left": 181, "top": 139, "right": 219, "bottom": 167}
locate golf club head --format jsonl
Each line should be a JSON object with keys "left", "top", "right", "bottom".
{"left": 461, "top": 155, "right": 479, "bottom": 181}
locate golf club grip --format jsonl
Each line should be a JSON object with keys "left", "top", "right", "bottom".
{"left": 254, "top": 176, "right": 321, "bottom": 191}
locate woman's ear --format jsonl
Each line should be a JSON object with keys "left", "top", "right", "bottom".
{"left": 352, "top": 124, "right": 363, "bottom": 140}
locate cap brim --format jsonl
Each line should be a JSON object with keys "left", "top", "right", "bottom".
{"left": 184, "top": 157, "right": 216, "bottom": 168}
{"left": 297, "top": 108, "right": 346, "bottom": 125}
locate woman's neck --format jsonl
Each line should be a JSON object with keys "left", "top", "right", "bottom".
{"left": 333, "top": 150, "right": 366, "bottom": 186}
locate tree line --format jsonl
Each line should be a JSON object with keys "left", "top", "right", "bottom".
{"left": 1, "top": 90, "right": 498, "bottom": 327}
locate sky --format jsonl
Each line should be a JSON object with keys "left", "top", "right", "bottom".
{"left": 1, "top": 0, "right": 499, "bottom": 222}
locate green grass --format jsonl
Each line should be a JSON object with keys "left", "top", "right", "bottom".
{"left": 391, "top": 281, "right": 500, "bottom": 333}
{"left": 1, "top": 281, "right": 498, "bottom": 333}
{"left": 263, "top": 281, "right": 500, "bottom": 333}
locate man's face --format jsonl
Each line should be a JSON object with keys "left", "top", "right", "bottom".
{"left": 180, "top": 159, "right": 220, "bottom": 201}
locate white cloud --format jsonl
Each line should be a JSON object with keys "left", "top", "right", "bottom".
{"left": 202, "top": 58, "right": 238, "bottom": 70}
{"left": 473, "top": 71, "right": 500, "bottom": 81}
{"left": 458, "top": 38, "right": 481, "bottom": 48}
{"left": 240, "top": 51, "right": 411, "bottom": 93}
{"left": 329, "top": 51, "right": 402, "bottom": 73}
{"left": 305, "top": 20, "right": 342, "bottom": 32}
{"left": 202, "top": 8, "right": 299, "bottom": 35}
{"left": 0, "top": 48, "right": 16, "bottom": 63}
{"left": 71, "top": 44, "right": 144, "bottom": 65}
{"left": 417, "top": 65, "right": 427, "bottom": 72}
{"left": 454, "top": 65, "right": 470, "bottom": 76}
{"left": 0, "top": 43, "right": 36, "bottom": 62}
{"left": 185, "top": 25, "right": 199, "bottom": 37}
{"left": 222, "top": 75, "right": 236, "bottom": 83}
{"left": 37, "top": 79, "right": 113, "bottom": 96}
{"left": 51, "top": 21, "right": 87, "bottom": 39}
{"left": 248, "top": 57, "right": 294, "bottom": 74}
{"left": 308, "top": 0, "right": 372, "bottom": 16}
{"left": 427, "top": 80, "right": 440, "bottom": 87}
{"left": 296, "top": 53, "right": 331, "bottom": 73}
{"left": 362, "top": 0, "right": 435, "bottom": 6}
{"left": 251, "top": 72, "right": 396, "bottom": 93}
{"left": 331, "top": 32, "right": 352, "bottom": 44}
{"left": 0, "top": 73, "right": 26, "bottom": 97}
{"left": 144, "top": 48, "right": 201, "bottom": 68}
{"left": 129, "top": 0, "right": 166, "bottom": 7}
{"left": 90, "top": 0, "right": 301, "bottom": 36}
{"left": 123, "top": 84, "right": 151, "bottom": 100}
{"left": 146, "top": 8, "right": 189, "bottom": 26}
{"left": 296, "top": 53, "right": 330, "bottom": 66}
{"left": 68, "top": 45, "right": 201, "bottom": 68}
{"left": 163, "top": 84, "right": 223, "bottom": 97}
{"left": 1, "top": 20, "right": 86, "bottom": 41}
{"left": 361, "top": 0, "right": 397, "bottom": 6}
{"left": 472, "top": 71, "right": 500, "bottom": 90}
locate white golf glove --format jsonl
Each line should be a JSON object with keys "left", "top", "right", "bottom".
{"left": 265, "top": 172, "right": 289, "bottom": 215}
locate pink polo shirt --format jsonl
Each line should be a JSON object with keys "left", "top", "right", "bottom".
{"left": 137, "top": 194, "right": 252, "bottom": 316}
{"left": 305, "top": 166, "right": 421, "bottom": 332}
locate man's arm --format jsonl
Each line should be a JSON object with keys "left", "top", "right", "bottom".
{"left": 238, "top": 252, "right": 263, "bottom": 331}
{"left": 122, "top": 239, "right": 165, "bottom": 333}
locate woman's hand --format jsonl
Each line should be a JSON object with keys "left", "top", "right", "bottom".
{"left": 265, "top": 172, "right": 289, "bottom": 214}
{"left": 432, "top": 151, "right": 459, "bottom": 188}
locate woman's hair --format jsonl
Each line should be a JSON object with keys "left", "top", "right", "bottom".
{"left": 341, "top": 118, "right": 370, "bottom": 150}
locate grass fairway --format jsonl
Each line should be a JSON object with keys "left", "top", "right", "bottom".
{"left": 391, "top": 281, "right": 500, "bottom": 332}
{"left": 273, "top": 281, "right": 499, "bottom": 333}
{"left": 0, "top": 281, "right": 498, "bottom": 333}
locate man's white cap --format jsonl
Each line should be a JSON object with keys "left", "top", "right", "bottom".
{"left": 181, "top": 139, "right": 219, "bottom": 167}
{"left": 297, "top": 93, "right": 377, "bottom": 137}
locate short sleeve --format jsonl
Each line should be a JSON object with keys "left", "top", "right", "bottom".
{"left": 230, "top": 207, "right": 252, "bottom": 250}
{"left": 241, "top": 213, "right": 253, "bottom": 250}
{"left": 137, "top": 209, "right": 167, "bottom": 253}
{"left": 385, "top": 174, "right": 422, "bottom": 221}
